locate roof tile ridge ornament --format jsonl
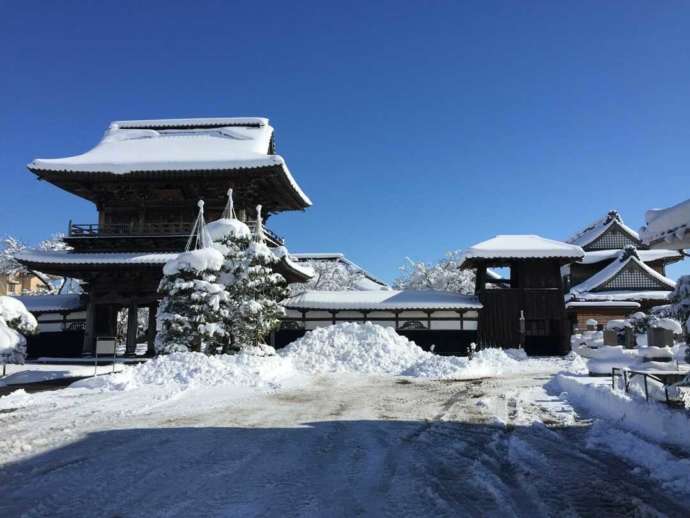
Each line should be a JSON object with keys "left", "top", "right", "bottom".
{"left": 221, "top": 188, "right": 237, "bottom": 220}
{"left": 185, "top": 200, "right": 213, "bottom": 251}
{"left": 606, "top": 209, "right": 622, "bottom": 224}
{"left": 254, "top": 204, "right": 265, "bottom": 244}
{"left": 620, "top": 244, "right": 639, "bottom": 262}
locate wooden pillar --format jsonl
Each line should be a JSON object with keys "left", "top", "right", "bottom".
{"left": 146, "top": 302, "right": 157, "bottom": 356}
{"left": 82, "top": 300, "right": 96, "bottom": 355}
{"left": 125, "top": 304, "right": 138, "bottom": 355}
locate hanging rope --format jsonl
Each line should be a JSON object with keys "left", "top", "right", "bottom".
{"left": 221, "top": 188, "right": 237, "bottom": 220}
{"left": 185, "top": 200, "right": 213, "bottom": 251}
{"left": 254, "top": 204, "right": 265, "bottom": 243}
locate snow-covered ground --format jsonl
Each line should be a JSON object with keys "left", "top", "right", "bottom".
{"left": 1, "top": 324, "right": 689, "bottom": 516}
{"left": 0, "top": 363, "right": 126, "bottom": 387}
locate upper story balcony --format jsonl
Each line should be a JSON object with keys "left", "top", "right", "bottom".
{"left": 66, "top": 220, "right": 284, "bottom": 252}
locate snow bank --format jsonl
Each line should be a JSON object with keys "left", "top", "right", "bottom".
{"left": 549, "top": 374, "right": 690, "bottom": 451}
{"left": 72, "top": 323, "right": 582, "bottom": 394}
{"left": 72, "top": 352, "right": 297, "bottom": 392}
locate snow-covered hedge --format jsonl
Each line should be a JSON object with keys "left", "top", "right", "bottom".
{"left": 0, "top": 296, "right": 38, "bottom": 364}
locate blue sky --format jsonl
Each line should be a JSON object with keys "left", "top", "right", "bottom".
{"left": 2, "top": 1, "right": 690, "bottom": 282}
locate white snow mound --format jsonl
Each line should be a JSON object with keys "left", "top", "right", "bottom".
{"left": 72, "top": 352, "right": 297, "bottom": 392}
{"left": 279, "top": 322, "right": 543, "bottom": 379}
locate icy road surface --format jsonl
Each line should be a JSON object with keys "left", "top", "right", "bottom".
{"left": 1, "top": 373, "right": 689, "bottom": 517}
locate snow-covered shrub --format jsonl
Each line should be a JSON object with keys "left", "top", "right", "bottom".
{"left": 627, "top": 311, "right": 656, "bottom": 336}
{"left": 155, "top": 247, "right": 228, "bottom": 354}
{"left": 669, "top": 275, "right": 690, "bottom": 337}
{"left": 0, "top": 296, "right": 38, "bottom": 365}
{"left": 394, "top": 250, "right": 475, "bottom": 294}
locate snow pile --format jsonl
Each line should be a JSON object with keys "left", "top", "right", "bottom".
{"left": 205, "top": 218, "right": 251, "bottom": 242}
{"left": 279, "top": 322, "right": 432, "bottom": 375}
{"left": 72, "top": 352, "right": 297, "bottom": 392}
{"left": 162, "top": 248, "right": 224, "bottom": 276}
{"left": 72, "top": 323, "right": 583, "bottom": 393}
{"left": 279, "top": 322, "right": 558, "bottom": 379}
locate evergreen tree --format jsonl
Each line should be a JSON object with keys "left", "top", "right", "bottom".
{"left": 208, "top": 193, "right": 287, "bottom": 352}
{"left": 155, "top": 201, "right": 228, "bottom": 354}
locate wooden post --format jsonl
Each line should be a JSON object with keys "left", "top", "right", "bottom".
{"left": 146, "top": 303, "right": 157, "bottom": 356}
{"left": 82, "top": 300, "right": 96, "bottom": 356}
{"left": 125, "top": 304, "right": 138, "bottom": 355}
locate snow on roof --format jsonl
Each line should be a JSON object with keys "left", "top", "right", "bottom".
{"left": 569, "top": 248, "right": 676, "bottom": 295}
{"left": 282, "top": 290, "right": 482, "bottom": 311}
{"left": 565, "top": 300, "right": 641, "bottom": 309}
{"left": 567, "top": 210, "right": 640, "bottom": 247}
{"left": 459, "top": 235, "right": 584, "bottom": 265}
{"left": 580, "top": 249, "right": 682, "bottom": 264}
{"left": 114, "top": 117, "right": 268, "bottom": 129}
{"left": 28, "top": 118, "right": 312, "bottom": 207}
{"left": 16, "top": 250, "right": 177, "bottom": 265}
{"left": 14, "top": 294, "right": 85, "bottom": 312}
{"left": 567, "top": 290, "right": 672, "bottom": 302}
{"left": 640, "top": 198, "right": 690, "bottom": 249}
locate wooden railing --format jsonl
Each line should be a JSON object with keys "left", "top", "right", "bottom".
{"left": 68, "top": 221, "right": 284, "bottom": 245}
{"left": 69, "top": 222, "right": 194, "bottom": 237}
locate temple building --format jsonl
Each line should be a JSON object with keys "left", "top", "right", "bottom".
{"left": 563, "top": 210, "right": 682, "bottom": 330}
{"left": 17, "top": 117, "right": 313, "bottom": 355}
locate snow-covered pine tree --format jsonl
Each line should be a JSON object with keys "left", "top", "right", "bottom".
{"left": 155, "top": 201, "right": 228, "bottom": 354}
{"left": 206, "top": 189, "right": 253, "bottom": 353}
{"left": 209, "top": 194, "right": 286, "bottom": 352}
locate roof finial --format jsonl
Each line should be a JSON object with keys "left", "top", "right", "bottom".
{"left": 621, "top": 244, "right": 639, "bottom": 261}
{"left": 607, "top": 209, "right": 620, "bottom": 223}
{"left": 254, "top": 204, "right": 264, "bottom": 243}
{"left": 221, "top": 188, "right": 236, "bottom": 220}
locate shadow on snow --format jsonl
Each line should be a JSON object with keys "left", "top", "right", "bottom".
{"left": 0, "top": 419, "right": 688, "bottom": 517}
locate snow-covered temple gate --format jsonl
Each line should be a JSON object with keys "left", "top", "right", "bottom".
{"left": 459, "top": 235, "right": 585, "bottom": 355}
